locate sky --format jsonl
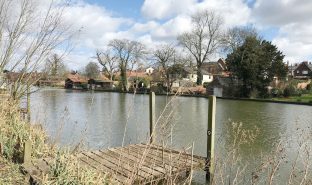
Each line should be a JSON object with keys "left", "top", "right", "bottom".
{"left": 60, "top": 0, "right": 312, "bottom": 69}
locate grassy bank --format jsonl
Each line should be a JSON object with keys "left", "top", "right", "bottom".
{"left": 272, "top": 93, "right": 312, "bottom": 103}
{"left": 0, "top": 99, "right": 109, "bottom": 184}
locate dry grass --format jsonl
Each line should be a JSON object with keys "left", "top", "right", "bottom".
{"left": 0, "top": 98, "right": 110, "bottom": 184}
{"left": 211, "top": 121, "right": 312, "bottom": 185}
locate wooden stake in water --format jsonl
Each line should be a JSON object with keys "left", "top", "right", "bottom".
{"left": 149, "top": 91, "right": 155, "bottom": 143}
{"left": 207, "top": 96, "right": 216, "bottom": 180}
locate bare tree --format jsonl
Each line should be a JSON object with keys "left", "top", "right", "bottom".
{"left": 109, "top": 39, "right": 146, "bottom": 92}
{"left": 153, "top": 44, "right": 178, "bottom": 92}
{"left": 96, "top": 50, "right": 117, "bottom": 81}
{"left": 222, "top": 26, "right": 258, "bottom": 54}
{"left": 44, "top": 54, "right": 67, "bottom": 77}
{"left": 84, "top": 62, "right": 100, "bottom": 79}
{"left": 0, "top": 0, "right": 73, "bottom": 100}
{"left": 178, "top": 10, "right": 223, "bottom": 85}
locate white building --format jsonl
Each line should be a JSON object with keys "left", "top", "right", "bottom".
{"left": 145, "top": 67, "right": 154, "bottom": 75}
{"left": 184, "top": 67, "right": 213, "bottom": 84}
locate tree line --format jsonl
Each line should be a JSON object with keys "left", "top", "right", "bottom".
{"left": 0, "top": 1, "right": 288, "bottom": 98}
{"left": 90, "top": 10, "right": 287, "bottom": 96}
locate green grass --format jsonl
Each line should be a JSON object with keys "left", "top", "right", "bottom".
{"left": 272, "top": 93, "right": 312, "bottom": 103}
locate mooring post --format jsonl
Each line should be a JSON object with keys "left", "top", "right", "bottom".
{"left": 23, "top": 140, "right": 32, "bottom": 164}
{"left": 206, "top": 95, "right": 216, "bottom": 181}
{"left": 149, "top": 91, "right": 155, "bottom": 143}
{"left": 26, "top": 82, "right": 31, "bottom": 123}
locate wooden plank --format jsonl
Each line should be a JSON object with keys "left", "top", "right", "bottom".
{"left": 78, "top": 153, "right": 126, "bottom": 184}
{"left": 107, "top": 148, "right": 164, "bottom": 178}
{"left": 112, "top": 147, "right": 168, "bottom": 175}
{"left": 127, "top": 145, "right": 179, "bottom": 172}
{"left": 142, "top": 143, "right": 206, "bottom": 162}
{"left": 104, "top": 149, "right": 158, "bottom": 178}
{"left": 133, "top": 144, "right": 191, "bottom": 168}
{"left": 138, "top": 144, "right": 203, "bottom": 168}
{"left": 82, "top": 151, "right": 143, "bottom": 183}
{"left": 95, "top": 150, "right": 150, "bottom": 180}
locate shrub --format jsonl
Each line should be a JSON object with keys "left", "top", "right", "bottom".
{"left": 283, "top": 85, "right": 297, "bottom": 97}
{"left": 271, "top": 88, "right": 283, "bottom": 98}
{"left": 203, "top": 82, "right": 210, "bottom": 88}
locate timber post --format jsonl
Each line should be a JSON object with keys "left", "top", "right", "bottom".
{"left": 26, "top": 82, "right": 31, "bottom": 122}
{"left": 149, "top": 91, "right": 155, "bottom": 143}
{"left": 206, "top": 95, "right": 216, "bottom": 181}
{"left": 23, "top": 140, "right": 32, "bottom": 164}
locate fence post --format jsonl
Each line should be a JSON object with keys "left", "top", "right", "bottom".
{"left": 149, "top": 91, "right": 155, "bottom": 143}
{"left": 206, "top": 95, "right": 216, "bottom": 180}
{"left": 26, "top": 83, "right": 31, "bottom": 122}
{"left": 23, "top": 140, "right": 32, "bottom": 164}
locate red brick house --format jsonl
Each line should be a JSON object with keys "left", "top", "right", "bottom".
{"left": 293, "top": 61, "right": 312, "bottom": 79}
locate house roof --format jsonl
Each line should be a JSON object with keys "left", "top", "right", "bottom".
{"left": 208, "top": 77, "right": 234, "bottom": 87}
{"left": 115, "top": 71, "right": 148, "bottom": 78}
{"left": 183, "top": 67, "right": 211, "bottom": 75}
{"left": 66, "top": 74, "right": 88, "bottom": 83}
{"left": 294, "top": 61, "right": 312, "bottom": 71}
{"left": 5, "top": 72, "right": 42, "bottom": 83}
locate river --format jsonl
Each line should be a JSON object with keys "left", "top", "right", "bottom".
{"left": 29, "top": 88, "right": 312, "bottom": 184}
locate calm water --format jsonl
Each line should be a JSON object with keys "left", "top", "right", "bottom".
{"left": 30, "top": 89, "right": 312, "bottom": 184}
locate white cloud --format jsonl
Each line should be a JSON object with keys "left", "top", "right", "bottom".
{"left": 150, "top": 15, "right": 192, "bottom": 41}
{"left": 63, "top": 2, "right": 132, "bottom": 49}
{"left": 59, "top": 0, "right": 312, "bottom": 69}
{"left": 252, "top": 0, "right": 312, "bottom": 62}
{"left": 252, "top": 0, "right": 312, "bottom": 26}
{"left": 141, "top": 0, "right": 196, "bottom": 19}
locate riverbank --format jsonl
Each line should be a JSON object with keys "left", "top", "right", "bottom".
{"left": 0, "top": 156, "right": 26, "bottom": 184}
{"left": 90, "top": 88, "right": 312, "bottom": 106}
{"left": 0, "top": 98, "right": 108, "bottom": 184}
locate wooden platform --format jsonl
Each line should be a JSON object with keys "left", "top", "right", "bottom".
{"left": 22, "top": 143, "right": 206, "bottom": 184}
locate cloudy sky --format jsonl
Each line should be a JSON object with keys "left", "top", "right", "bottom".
{"left": 61, "top": 0, "right": 312, "bottom": 69}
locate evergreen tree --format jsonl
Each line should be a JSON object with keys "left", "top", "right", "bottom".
{"left": 227, "top": 37, "right": 287, "bottom": 97}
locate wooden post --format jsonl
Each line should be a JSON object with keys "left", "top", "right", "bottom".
{"left": 149, "top": 91, "right": 155, "bottom": 143}
{"left": 23, "top": 140, "right": 32, "bottom": 164}
{"left": 0, "top": 142, "right": 3, "bottom": 156}
{"left": 26, "top": 83, "right": 31, "bottom": 122}
{"left": 206, "top": 96, "right": 216, "bottom": 180}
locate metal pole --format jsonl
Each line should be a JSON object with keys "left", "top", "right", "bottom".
{"left": 207, "top": 95, "right": 216, "bottom": 180}
{"left": 149, "top": 91, "right": 155, "bottom": 143}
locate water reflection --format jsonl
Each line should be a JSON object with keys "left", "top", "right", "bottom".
{"left": 30, "top": 89, "right": 312, "bottom": 184}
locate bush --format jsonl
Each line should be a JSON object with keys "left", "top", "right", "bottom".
{"left": 203, "top": 82, "right": 210, "bottom": 88}
{"left": 283, "top": 85, "right": 297, "bottom": 97}
{"left": 271, "top": 88, "right": 283, "bottom": 98}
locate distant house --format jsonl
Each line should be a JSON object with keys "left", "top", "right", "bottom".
{"left": 202, "top": 58, "right": 229, "bottom": 77}
{"left": 183, "top": 67, "right": 213, "bottom": 85}
{"left": 145, "top": 67, "right": 154, "bottom": 75}
{"left": 88, "top": 75, "right": 113, "bottom": 90}
{"left": 38, "top": 76, "right": 64, "bottom": 87}
{"left": 206, "top": 77, "right": 237, "bottom": 97}
{"left": 65, "top": 74, "right": 88, "bottom": 89}
{"left": 293, "top": 61, "right": 312, "bottom": 79}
